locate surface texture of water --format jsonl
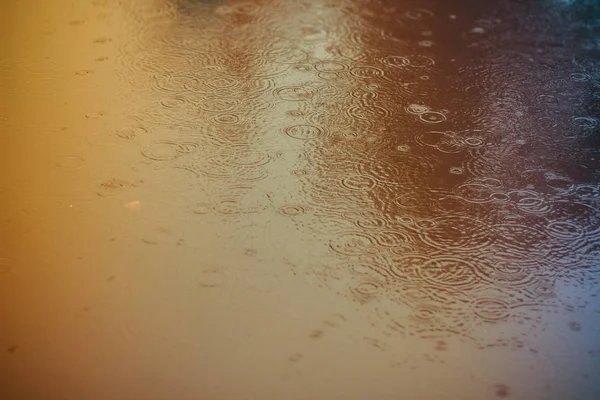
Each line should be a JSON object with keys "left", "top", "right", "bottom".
{"left": 1, "top": 0, "right": 600, "bottom": 399}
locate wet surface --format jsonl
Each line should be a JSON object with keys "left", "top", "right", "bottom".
{"left": 1, "top": 0, "right": 600, "bottom": 399}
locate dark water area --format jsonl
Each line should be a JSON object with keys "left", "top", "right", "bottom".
{"left": 1, "top": 0, "right": 600, "bottom": 399}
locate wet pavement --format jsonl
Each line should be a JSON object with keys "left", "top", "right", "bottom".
{"left": 1, "top": 0, "right": 600, "bottom": 399}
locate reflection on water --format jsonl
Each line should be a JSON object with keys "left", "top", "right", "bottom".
{"left": 2, "top": 0, "right": 600, "bottom": 399}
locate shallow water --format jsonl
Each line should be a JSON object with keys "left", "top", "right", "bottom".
{"left": 1, "top": 0, "right": 600, "bottom": 399}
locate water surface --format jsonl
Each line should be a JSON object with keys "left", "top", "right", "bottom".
{"left": 2, "top": 0, "right": 600, "bottom": 399}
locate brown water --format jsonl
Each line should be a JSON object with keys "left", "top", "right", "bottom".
{"left": 2, "top": 0, "right": 600, "bottom": 399}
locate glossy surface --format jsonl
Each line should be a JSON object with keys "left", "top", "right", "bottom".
{"left": 2, "top": 0, "right": 600, "bottom": 399}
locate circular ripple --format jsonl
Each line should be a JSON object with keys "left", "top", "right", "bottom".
{"left": 159, "top": 96, "right": 190, "bottom": 108}
{"left": 285, "top": 124, "right": 327, "bottom": 140}
{"left": 350, "top": 66, "right": 385, "bottom": 79}
{"left": 204, "top": 76, "right": 240, "bottom": 90}
{"left": 547, "top": 221, "right": 585, "bottom": 241}
{"left": 455, "top": 183, "right": 495, "bottom": 204}
{"left": 419, "top": 216, "right": 493, "bottom": 252}
{"left": 382, "top": 55, "right": 434, "bottom": 68}
{"left": 265, "top": 48, "right": 309, "bottom": 64}
{"left": 354, "top": 279, "right": 386, "bottom": 296}
{"left": 406, "top": 104, "right": 430, "bottom": 114}
{"left": 347, "top": 105, "right": 390, "bottom": 120}
{"left": 472, "top": 298, "right": 511, "bottom": 322}
{"left": 565, "top": 116, "right": 598, "bottom": 138}
{"left": 415, "top": 257, "right": 488, "bottom": 291}
{"left": 404, "top": 8, "right": 434, "bottom": 20}
{"left": 117, "top": 126, "right": 148, "bottom": 139}
{"left": 372, "top": 230, "right": 412, "bottom": 247}
{"left": 351, "top": 211, "right": 389, "bottom": 230}
{"left": 314, "top": 60, "right": 348, "bottom": 72}
{"left": 197, "top": 269, "right": 227, "bottom": 288}
{"left": 214, "top": 113, "right": 240, "bottom": 124}
{"left": 245, "top": 77, "right": 276, "bottom": 95}
{"left": 531, "top": 279, "right": 556, "bottom": 298}
{"left": 0, "top": 258, "right": 12, "bottom": 274}
{"left": 340, "top": 174, "right": 377, "bottom": 191}
{"left": 214, "top": 186, "right": 269, "bottom": 215}
{"left": 155, "top": 74, "right": 200, "bottom": 93}
{"left": 388, "top": 255, "right": 429, "bottom": 282}
{"left": 491, "top": 269, "right": 537, "bottom": 290}
{"left": 547, "top": 201, "right": 600, "bottom": 236}
{"left": 419, "top": 112, "right": 447, "bottom": 124}
{"left": 411, "top": 304, "right": 440, "bottom": 322}
{"left": 141, "top": 142, "right": 181, "bottom": 161}
{"left": 188, "top": 202, "right": 212, "bottom": 215}
{"left": 330, "top": 232, "right": 379, "bottom": 256}
{"left": 280, "top": 205, "right": 305, "bottom": 216}
{"left": 574, "top": 184, "right": 600, "bottom": 200}
{"left": 56, "top": 156, "right": 85, "bottom": 169}
{"left": 494, "top": 223, "right": 549, "bottom": 256}
{"left": 274, "top": 85, "right": 317, "bottom": 101}
{"left": 214, "top": 145, "right": 270, "bottom": 168}
{"left": 511, "top": 191, "right": 551, "bottom": 215}
{"left": 198, "top": 96, "right": 240, "bottom": 112}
